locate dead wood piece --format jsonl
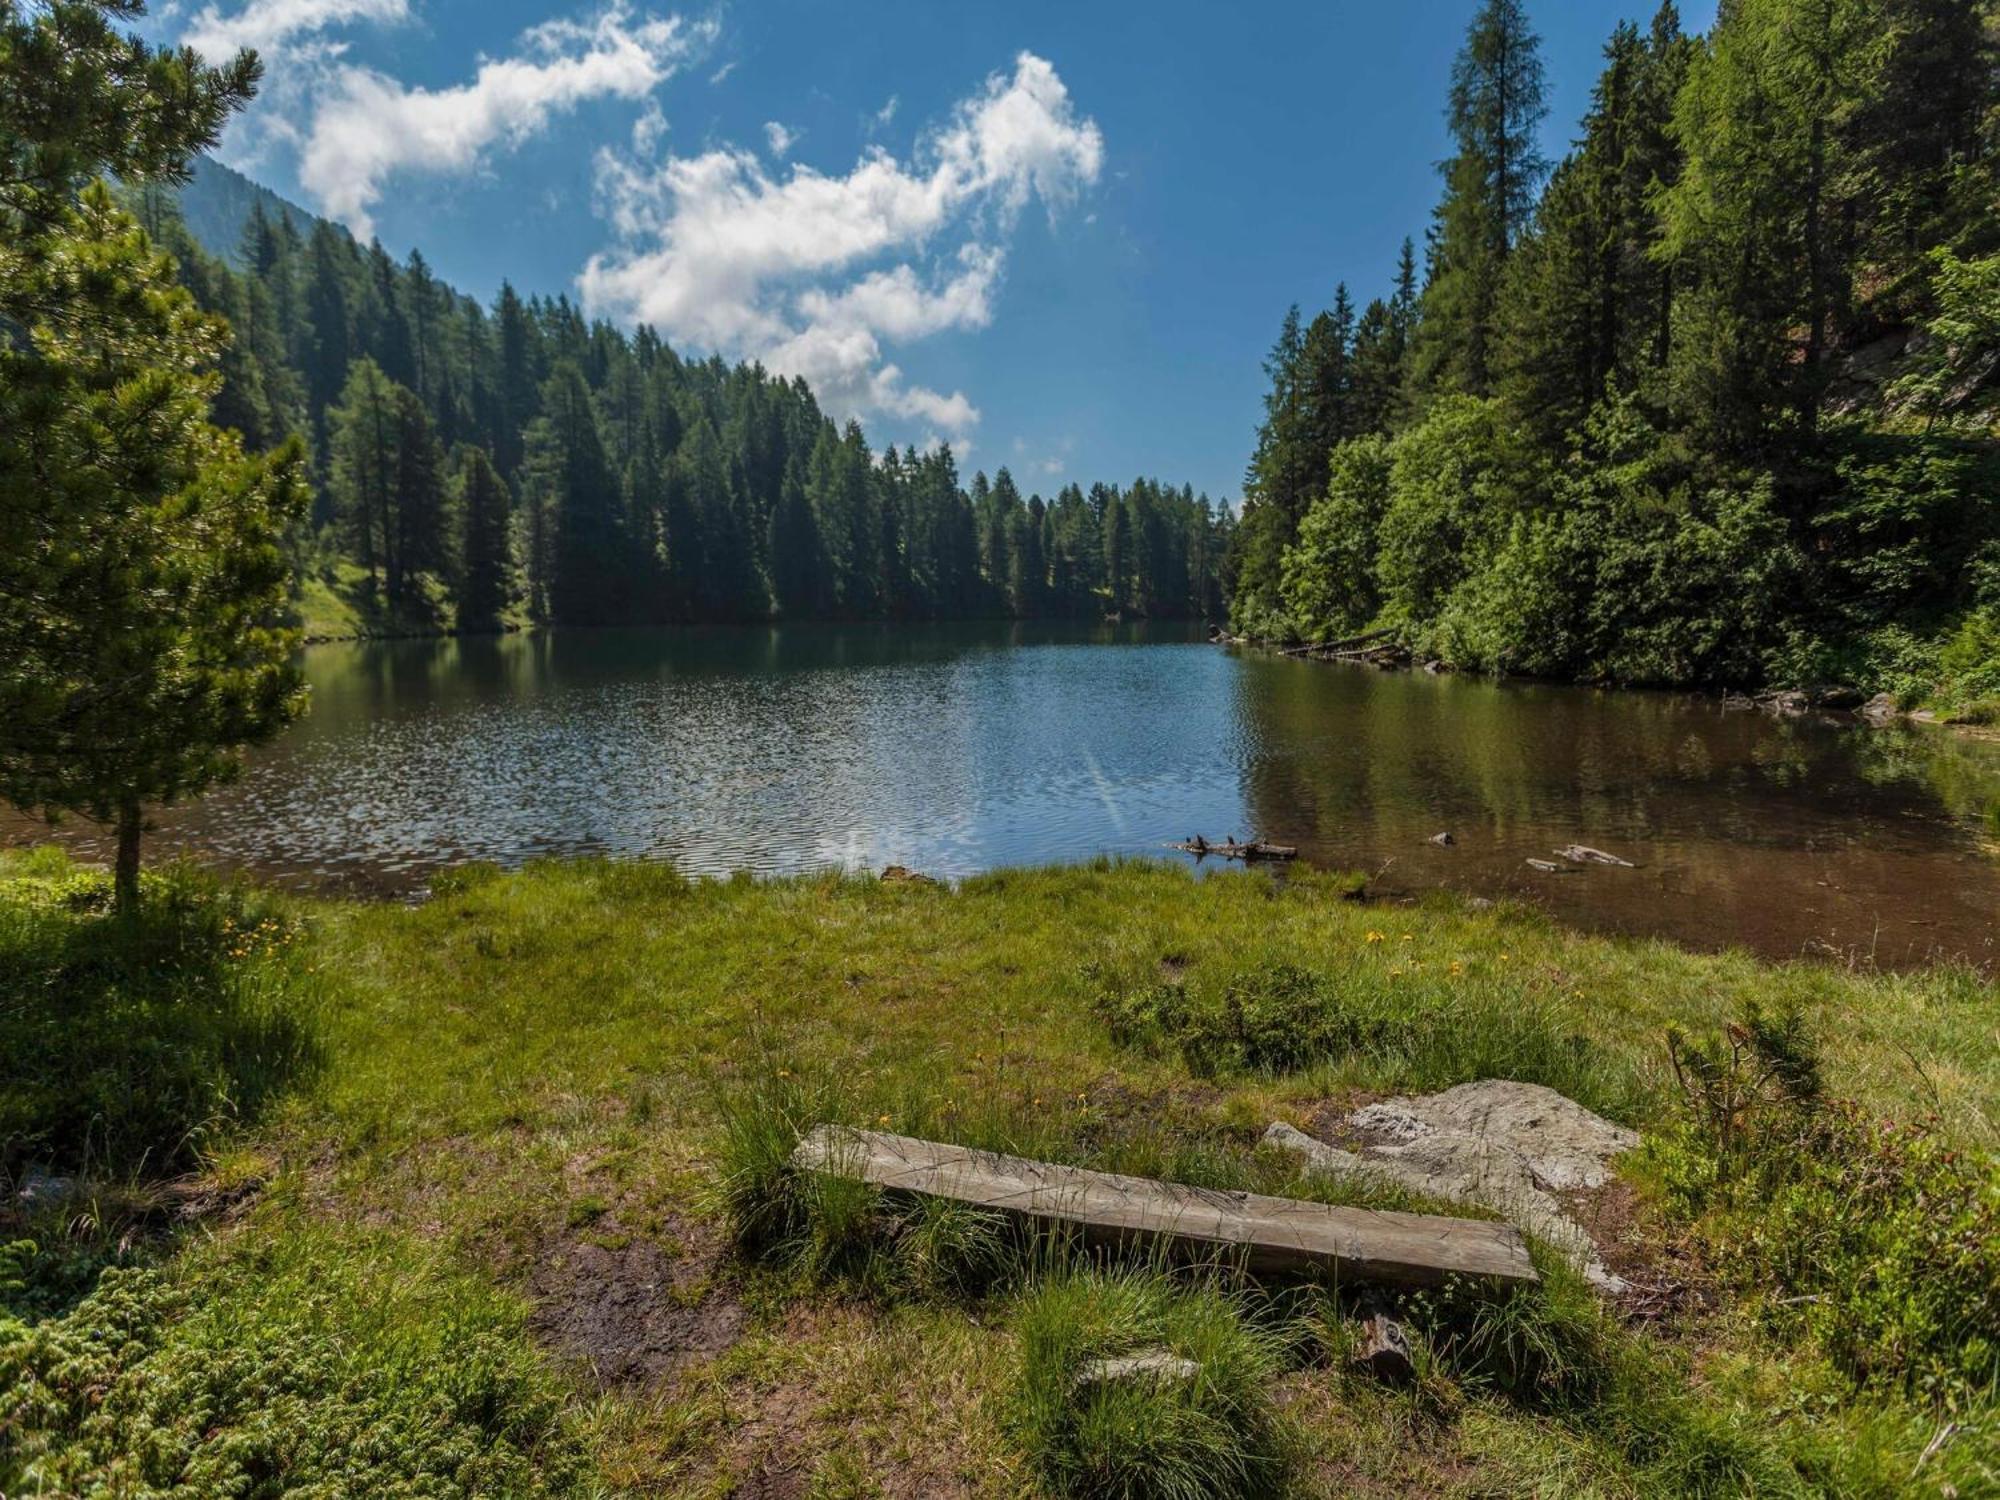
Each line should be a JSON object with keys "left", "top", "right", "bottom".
{"left": 1525, "top": 858, "right": 1573, "bottom": 873}
{"left": 793, "top": 1126, "right": 1538, "bottom": 1290}
{"left": 1556, "top": 845, "right": 1635, "bottom": 868}
{"left": 1352, "top": 1291, "right": 1415, "bottom": 1384}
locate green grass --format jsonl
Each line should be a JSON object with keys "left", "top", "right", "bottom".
{"left": 2, "top": 849, "right": 1996, "bottom": 1495}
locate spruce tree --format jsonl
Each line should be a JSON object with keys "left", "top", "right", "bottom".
{"left": 1414, "top": 0, "right": 1549, "bottom": 397}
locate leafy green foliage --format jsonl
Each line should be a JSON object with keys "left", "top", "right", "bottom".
{"left": 1238, "top": 0, "right": 2000, "bottom": 706}
{"left": 0, "top": 1240, "right": 588, "bottom": 1496}
{"left": 1658, "top": 1005, "right": 2000, "bottom": 1410}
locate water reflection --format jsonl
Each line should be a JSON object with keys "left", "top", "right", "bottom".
{"left": 7, "top": 625, "right": 1997, "bottom": 967}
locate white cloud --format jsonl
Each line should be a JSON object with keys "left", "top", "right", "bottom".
{"left": 580, "top": 52, "right": 1101, "bottom": 438}
{"left": 708, "top": 58, "right": 736, "bottom": 84}
{"left": 872, "top": 94, "right": 898, "bottom": 127}
{"left": 295, "top": 6, "right": 711, "bottom": 237}
{"left": 763, "top": 120, "right": 797, "bottom": 157}
{"left": 184, "top": 0, "right": 406, "bottom": 62}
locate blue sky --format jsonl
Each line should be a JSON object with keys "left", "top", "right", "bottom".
{"left": 166, "top": 0, "right": 1716, "bottom": 501}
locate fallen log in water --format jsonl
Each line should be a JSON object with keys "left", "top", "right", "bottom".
{"left": 792, "top": 1125, "right": 1538, "bottom": 1289}
{"left": 1557, "top": 845, "right": 1636, "bottom": 868}
{"left": 1169, "top": 835, "right": 1299, "bottom": 862}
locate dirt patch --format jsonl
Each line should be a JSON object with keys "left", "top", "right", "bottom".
{"left": 528, "top": 1212, "right": 746, "bottom": 1387}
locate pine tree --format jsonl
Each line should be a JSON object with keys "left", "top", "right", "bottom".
{"left": 328, "top": 358, "right": 398, "bottom": 593}
{"left": 767, "top": 468, "right": 828, "bottom": 616}
{"left": 0, "top": 0, "right": 303, "bottom": 909}
{"left": 530, "top": 361, "right": 623, "bottom": 624}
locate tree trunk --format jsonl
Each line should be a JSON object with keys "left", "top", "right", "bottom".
{"left": 114, "top": 797, "right": 142, "bottom": 913}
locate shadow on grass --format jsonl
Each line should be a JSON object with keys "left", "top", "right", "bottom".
{"left": 0, "top": 854, "right": 323, "bottom": 1184}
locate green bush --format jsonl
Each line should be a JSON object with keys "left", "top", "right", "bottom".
{"left": 1658, "top": 1007, "right": 2000, "bottom": 1408}
{"left": 0, "top": 1237, "right": 587, "bottom": 1496}
{"left": 0, "top": 859, "right": 322, "bottom": 1179}
{"left": 1745, "top": 1105, "right": 1999, "bottom": 1407}
{"left": 1010, "top": 1269, "right": 1290, "bottom": 1500}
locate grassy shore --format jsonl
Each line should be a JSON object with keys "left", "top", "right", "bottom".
{"left": 1, "top": 847, "right": 1994, "bottom": 1496}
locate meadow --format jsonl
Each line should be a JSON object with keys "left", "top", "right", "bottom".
{"left": 1, "top": 847, "right": 1994, "bottom": 1496}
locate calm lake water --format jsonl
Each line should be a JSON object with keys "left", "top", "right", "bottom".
{"left": 12, "top": 623, "right": 2000, "bottom": 966}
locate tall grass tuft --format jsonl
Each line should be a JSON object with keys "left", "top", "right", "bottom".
{"left": 0, "top": 854, "right": 323, "bottom": 1181}
{"left": 1093, "top": 960, "right": 1646, "bottom": 1121}
{"left": 1010, "top": 1267, "right": 1290, "bottom": 1500}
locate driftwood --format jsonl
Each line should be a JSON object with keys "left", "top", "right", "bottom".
{"left": 1171, "top": 835, "right": 1299, "bottom": 862}
{"left": 1276, "top": 628, "right": 1396, "bottom": 658}
{"left": 1556, "top": 845, "right": 1636, "bottom": 868}
{"left": 792, "top": 1126, "right": 1538, "bottom": 1289}
{"left": 1525, "top": 858, "right": 1575, "bottom": 874}
{"left": 1352, "top": 1291, "right": 1415, "bottom": 1384}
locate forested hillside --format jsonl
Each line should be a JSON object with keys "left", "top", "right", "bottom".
{"left": 1231, "top": 0, "right": 2000, "bottom": 714}
{"left": 129, "top": 163, "right": 1229, "bottom": 635}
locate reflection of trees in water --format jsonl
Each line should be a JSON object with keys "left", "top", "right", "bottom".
{"left": 1235, "top": 661, "right": 1997, "bottom": 853}
{"left": 1229, "top": 661, "right": 2000, "bottom": 965}
{"left": 1850, "top": 727, "right": 2000, "bottom": 843}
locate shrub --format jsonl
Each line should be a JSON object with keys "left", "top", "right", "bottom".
{"left": 1659, "top": 1006, "right": 2000, "bottom": 1408}
{"left": 1010, "top": 1269, "right": 1289, "bottom": 1500}
{"left": 0, "top": 859, "right": 322, "bottom": 1180}
{"left": 0, "top": 1238, "right": 586, "bottom": 1496}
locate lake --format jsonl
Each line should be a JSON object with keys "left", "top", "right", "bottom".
{"left": 11, "top": 623, "right": 2000, "bottom": 967}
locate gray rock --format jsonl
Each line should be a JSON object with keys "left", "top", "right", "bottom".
{"left": 1075, "top": 1349, "right": 1201, "bottom": 1388}
{"left": 16, "top": 1171, "right": 77, "bottom": 1207}
{"left": 1429, "top": 831, "right": 1456, "bottom": 847}
{"left": 1861, "top": 692, "right": 1899, "bottom": 726}
{"left": 1264, "top": 1080, "right": 1640, "bottom": 1294}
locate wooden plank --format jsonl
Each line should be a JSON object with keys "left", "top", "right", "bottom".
{"left": 792, "top": 1126, "right": 1538, "bottom": 1290}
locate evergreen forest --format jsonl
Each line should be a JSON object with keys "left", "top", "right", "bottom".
{"left": 1230, "top": 0, "right": 2000, "bottom": 711}
{"left": 132, "top": 163, "right": 1231, "bottom": 636}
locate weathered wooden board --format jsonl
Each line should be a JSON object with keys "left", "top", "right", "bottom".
{"left": 792, "top": 1125, "right": 1538, "bottom": 1290}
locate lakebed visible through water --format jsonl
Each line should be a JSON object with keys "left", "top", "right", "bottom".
{"left": 9, "top": 622, "right": 1999, "bottom": 967}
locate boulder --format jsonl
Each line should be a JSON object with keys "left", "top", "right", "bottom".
{"left": 1861, "top": 692, "right": 1899, "bottom": 726}
{"left": 1264, "top": 1080, "right": 1639, "bottom": 1293}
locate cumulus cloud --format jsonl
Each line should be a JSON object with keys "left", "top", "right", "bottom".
{"left": 763, "top": 120, "right": 797, "bottom": 157}
{"left": 580, "top": 52, "right": 1101, "bottom": 438}
{"left": 295, "top": 6, "right": 711, "bottom": 237}
{"left": 184, "top": 0, "right": 407, "bottom": 62}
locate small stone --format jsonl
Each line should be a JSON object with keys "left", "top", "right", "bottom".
{"left": 17, "top": 1171, "right": 76, "bottom": 1207}
{"left": 1428, "top": 831, "right": 1456, "bottom": 847}
{"left": 1075, "top": 1349, "right": 1201, "bottom": 1388}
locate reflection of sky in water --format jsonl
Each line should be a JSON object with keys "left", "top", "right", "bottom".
{"left": 9, "top": 622, "right": 2000, "bottom": 967}
{"left": 135, "top": 628, "right": 1257, "bottom": 882}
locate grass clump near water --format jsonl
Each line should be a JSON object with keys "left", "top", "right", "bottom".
{"left": 1091, "top": 957, "right": 1646, "bottom": 1122}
